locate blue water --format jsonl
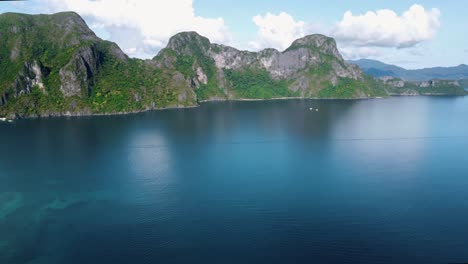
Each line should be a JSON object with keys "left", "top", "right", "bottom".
{"left": 1, "top": 96, "right": 468, "bottom": 264}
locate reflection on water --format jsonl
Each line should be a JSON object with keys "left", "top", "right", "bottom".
{"left": 1, "top": 97, "right": 468, "bottom": 264}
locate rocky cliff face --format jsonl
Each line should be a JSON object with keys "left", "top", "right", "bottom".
{"left": 5, "top": 12, "right": 462, "bottom": 118}
{"left": 0, "top": 12, "right": 130, "bottom": 116}
{"left": 154, "top": 32, "right": 370, "bottom": 100}
{"left": 12, "top": 61, "right": 47, "bottom": 97}
{"left": 59, "top": 44, "right": 103, "bottom": 97}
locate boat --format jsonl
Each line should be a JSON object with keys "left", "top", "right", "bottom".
{"left": 0, "top": 117, "right": 6, "bottom": 122}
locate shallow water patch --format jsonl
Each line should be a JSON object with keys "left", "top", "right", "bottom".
{"left": 32, "top": 190, "right": 117, "bottom": 222}
{"left": 0, "top": 192, "right": 24, "bottom": 220}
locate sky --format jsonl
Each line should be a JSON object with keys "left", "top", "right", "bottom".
{"left": 0, "top": 0, "right": 467, "bottom": 69}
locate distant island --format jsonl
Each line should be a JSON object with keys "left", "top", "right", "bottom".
{"left": 348, "top": 59, "right": 468, "bottom": 96}
{"left": 0, "top": 12, "right": 466, "bottom": 119}
{"left": 349, "top": 59, "right": 468, "bottom": 81}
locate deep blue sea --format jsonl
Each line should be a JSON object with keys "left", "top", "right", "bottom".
{"left": 1, "top": 96, "right": 468, "bottom": 264}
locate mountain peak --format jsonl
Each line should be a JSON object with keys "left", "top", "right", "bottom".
{"left": 0, "top": 11, "right": 85, "bottom": 24}
{"left": 0, "top": 11, "right": 96, "bottom": 42}
{"left": 166, "top": 31, "right": 211, "bottom": 53}
{"left": 291, "top": 34, "right": 333, "bottom": 45}
{"left": 0, "top": 12, "right": 396, "bottom": 118}
{"left": 284, "top": 34, "right": 340, "bottom": 57}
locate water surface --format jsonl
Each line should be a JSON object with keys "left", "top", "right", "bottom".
{"left": 1, "top": 96, "right": 468, "bottom": 264}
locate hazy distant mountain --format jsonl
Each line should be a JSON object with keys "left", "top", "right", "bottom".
{"left": 1, "top": 12, "right": 465, "bottom": 119}
{"left": 460, "top": 79, "right": 468, "bottom": 88}
{"left": 349, "top": 59, "right": 468, "bottom": 81}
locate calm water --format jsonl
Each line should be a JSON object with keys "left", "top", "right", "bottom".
{"left": 1, "top": 97, "right": 468, "bottom": 264}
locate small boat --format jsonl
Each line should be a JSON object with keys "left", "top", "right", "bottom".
{"left": 0, "top": 117, "right": 6, "bottom": 122}
{"left": 315, "top": 109, "right": 319, "bottom": 112}
{"left": 309, "top": 108, "right": 313, "bottom": 111}
{"left": 7, "top": 120, "right": 13, "bottom": 123}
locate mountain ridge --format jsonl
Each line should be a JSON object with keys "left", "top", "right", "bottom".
{"left": 153, "top": 30, "right": 380, "bottom": 101}
{"left": 0, "top": 12, "right": 464, "bottom": 119}
{"left": 349, "top": 59, "right": 468, "bottom": 81}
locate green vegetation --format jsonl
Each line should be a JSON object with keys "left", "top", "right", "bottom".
{"left": 0, "top": 13, "right": 199, "bottom": 117}
{"left": 386, "top": 80, "right": 467, "bottom": 96}
{"left": 0, "top": 12, "right": 99, "bottom": 90}
{"left": 174, "top": 55, "right": 195, "bottom": 77}
{"left": 318, "top": 78, "right": 358, "bottom": 98}
{"left": 196, "top": 80, "right": 225, "bottom": 101}
{"left": 0, "top": 12, "right": 94, "bottom": 116}
{"left": 1, "top": 13, "right": 465, "bottom": 118}
{"left": 284, "top": 34, "right": 335, "bottom": 53}
{"left": 90, "top": 42, "right": 200, "bottom": 113}
{"left": 318, "top": 75, "right": 387, "bottom": 99}
{"left": 160, "top": 36, "right": 225, "bottom": 101}
{"left": 381, "top": 77, "right": 467, "bottom": 96}
{"left": 224, "top": 68, "right": 296, "bottom": 99}
{"left": 458, "top": 79, "right": 468, "bottom": 89}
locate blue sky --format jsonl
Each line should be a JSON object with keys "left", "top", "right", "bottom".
{"left": 1, "top": 0, "right": 467, "bottom": 69}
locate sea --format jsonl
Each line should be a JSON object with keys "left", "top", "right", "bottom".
{"left": 1, "top": 96, "right": 468, "bottom": 264}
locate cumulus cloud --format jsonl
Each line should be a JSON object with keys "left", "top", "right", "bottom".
{"left": 249, "top": 12, "right": 309, "bottom": 51}
{"left": 333, "top": 4, "right": 440, "bottom": 48}
{"left": 39, "top": 0, "right": 231, "bottom": 58}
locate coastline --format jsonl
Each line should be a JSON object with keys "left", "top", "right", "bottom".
{"left": 198, "top": 95, "right": 387, "bottom": 103}
{"left": 1, "top": 94, "right": 465, "bottom": 120}
{"left": 0, "top": 104, "right": 198, "bottom": 120}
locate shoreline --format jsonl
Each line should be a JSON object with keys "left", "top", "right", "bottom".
{"left": 1, "top": 94, "right": 464, "bottom": 120}
{"left": 198, "top": 96, "right": 387, "bottom": 103}
{"left": 1, "top": 104, "right": 198, "bottom": 120}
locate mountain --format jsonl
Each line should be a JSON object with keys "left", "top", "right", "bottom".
{"left": 154, "top": 32, "right": 387, "bottom": 101}
{"left": 0, "top": 12, "right": 132, "bottom": 116}
{"left": 0, "top": 12, "right": 463, "bottom": 119}
{"left": 349, "top": 59, "right": 468, "bottom": 81}
{"left": 378, "top": 77, "right": 466, "bottom": 96}
{"left": 459, "top": 79, "right": 468, "bottom": 88}
{"left": 0, "top": 12, "right": 386, "bottom": 118}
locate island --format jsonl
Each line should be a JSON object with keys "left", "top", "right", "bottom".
{"left": 0, "top": 12, "right": 466, "bottom": 119}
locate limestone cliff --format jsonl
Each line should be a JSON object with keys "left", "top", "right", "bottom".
{"left": 1, "top": 12, "right": 463, "bottom": 119}
{"left": 154, "top": 32, "right": 381, "bottom": 100}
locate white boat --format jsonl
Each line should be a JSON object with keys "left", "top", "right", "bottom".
{"left": 7, "top": 120, "right": 13, "bottom": 123}
{"left": 315, "top": 109, "right": 319, "bottom": 112}
{"left": 0, "top": 117, "right": 6, "bottom": 122}
{"left": 309, "top": 108, "right": 313, "bottom": 110}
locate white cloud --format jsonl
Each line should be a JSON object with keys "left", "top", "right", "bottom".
{"left": 249, "top": 12, "right": 308, "bottom": 51}
{"left": 39, "top": 0, "right": 231, "bottom": 58}
{"left": 333, "top": 4, "right": 440, "bottom": 48}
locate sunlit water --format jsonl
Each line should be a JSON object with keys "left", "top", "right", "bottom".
{"left": 1, "top": 96, "right": 468, "bottom": 264}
